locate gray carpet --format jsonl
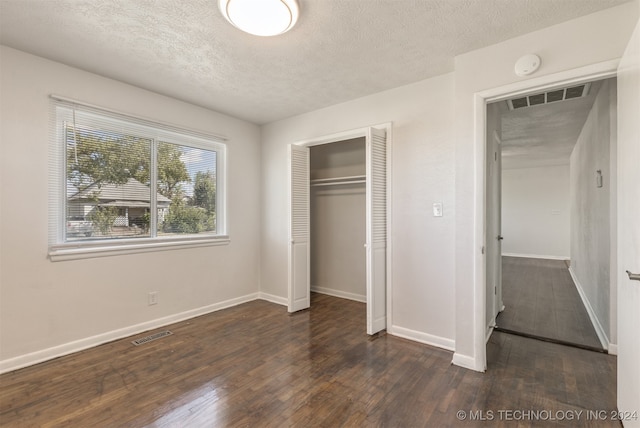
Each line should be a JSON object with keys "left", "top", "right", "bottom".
{"left": 496, "top": 256, "right": 604, "bottom": 350}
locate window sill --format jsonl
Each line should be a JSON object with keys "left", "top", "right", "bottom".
{"left": 49, "top": 235, "right": 230, "bottom": 262}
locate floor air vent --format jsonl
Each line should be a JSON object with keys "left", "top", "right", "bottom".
{"left": 507, "top": 83, "right": 591, "bottom": 110}
{"left": 131, "top": 330, "right": 173, "bottom": 346}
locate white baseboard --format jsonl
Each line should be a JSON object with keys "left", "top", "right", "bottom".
{"left": 258, "top": 292, "right": 287, "bottom": 306}
{"left": 452, "top": 352, "right": 485, "bottom": 372}
{"left": 311, "top": 286, "right": 366, "bottom": 303}
{"left": 502, "top": 253, "right": 569, "bottom": 260}
{"left": 608, "top": 343, "right": 618, "bottom": 355}
{"left": 388, "top": 325, "right": 454, "bottom": 351}
{"left": 568, "top": 267, "right": 610, "bottom": 350}
{"left": 0, "top": 292, "right": 260, "bottom": 374}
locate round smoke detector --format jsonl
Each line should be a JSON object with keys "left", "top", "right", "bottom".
{"left": 514, "top": 54, "right": 541, "bottom": 77}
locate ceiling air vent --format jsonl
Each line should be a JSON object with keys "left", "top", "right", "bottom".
{"left": 507, "top": 83, "right": 591, "bottom": 110}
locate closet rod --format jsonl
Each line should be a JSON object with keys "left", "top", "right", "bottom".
{"left": 311, "top": 175, "right": 365, "bottom": 184}
{"left": 311, "top": 180, "right": 366, "bottom": 187}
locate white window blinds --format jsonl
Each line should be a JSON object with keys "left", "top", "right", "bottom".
{"left": 49, "top": 96, "right": 228, "bottom": 260}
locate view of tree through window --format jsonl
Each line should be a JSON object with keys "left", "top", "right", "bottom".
{"left": 65, "top": 124, "right": 218, "bottom": 241}
{"left": 157, "top": 142, "right": 217, "bottom": 236}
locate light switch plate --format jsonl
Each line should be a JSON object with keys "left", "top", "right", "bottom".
{"left": 433, "top": 203, "right": 443, "bottom": 217}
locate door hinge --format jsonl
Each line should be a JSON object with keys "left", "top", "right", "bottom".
{"left": 481, "top": 246, "right": 485, "bottom": 254}
{"left": 495, "top": 286, "right": 497, "bottom": 295}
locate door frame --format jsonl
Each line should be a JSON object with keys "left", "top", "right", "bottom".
{"left": 288, "top": 122, "right": 393, "bottom": 329}
{"left": 472, "top": 59, "right": 620, "bottom": 371}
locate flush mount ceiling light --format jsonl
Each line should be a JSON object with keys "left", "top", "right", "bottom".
{"left": 219, "top": 0, "right": 299, "bottom": 37}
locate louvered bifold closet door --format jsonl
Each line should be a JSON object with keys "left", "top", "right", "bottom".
{"left": 366, "top": 127, "right": 387, "bottom": 334}
{"left": 288, "top": 144, "right": 310, "bottom": 312}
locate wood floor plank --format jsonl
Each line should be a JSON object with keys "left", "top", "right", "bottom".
{"left": 1, "top": 293, "right": 617, "bottom": 427}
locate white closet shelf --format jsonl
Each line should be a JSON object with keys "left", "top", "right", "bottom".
{"left": 310, "top": 175, "right": 366, "bottom": 187}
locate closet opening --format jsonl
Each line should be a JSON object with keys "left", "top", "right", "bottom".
{"left": 310, "top": 138, "right": 367, "bottom": 305}
{"left": 287, "top": 125, "right": 390, "bottom": 335}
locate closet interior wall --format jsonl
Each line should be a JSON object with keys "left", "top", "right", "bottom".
{"left": 310, "top": 137, "right": 366, "bottom": 302}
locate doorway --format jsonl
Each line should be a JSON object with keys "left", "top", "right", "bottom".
{"left": 287, "top": 125, "right": 390, "bottom": 335}
{"left": 473, "top": 32, "right": 639, "bottom": 418}
{"left": 485, "top": 77, "right": 617, "bottom": 352}
{"left": 310, "top": 138, "right": 367, "bottom": 304}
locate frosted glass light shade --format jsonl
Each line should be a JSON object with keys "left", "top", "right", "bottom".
{"left": 219, "top": 0, "right": 299, "bottom": 37}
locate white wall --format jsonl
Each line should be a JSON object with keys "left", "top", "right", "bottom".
{"left": 261, "top": 73, "right": 456, "bottom": 350}
{"left": 0, "top": 47, "right": 262, "bottom": 370}
{"left": 569, "top": 78, "right": 617, "bottom": 346}
{"left": 311, "top": 186, "right": 366, "bottom": 300}
{"left": 453, "top": 2, "right": 638, "bottom": 370}
{"left": 502, "top": 165, "right": 570, "bottom": 259}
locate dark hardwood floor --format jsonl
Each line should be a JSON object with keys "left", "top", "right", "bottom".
{"left": 497, "top": 256, "right": 604, "bottom": 350}
{"left": 1, "top": 293, "right": 617, "bottom": 427}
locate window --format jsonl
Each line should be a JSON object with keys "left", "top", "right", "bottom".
{"left": 49, "top": 98, "right": 228, "bottom": 261}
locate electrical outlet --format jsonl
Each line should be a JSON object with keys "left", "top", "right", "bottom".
{"left": 148, "top": 291, "right": 158, "bottom": 306}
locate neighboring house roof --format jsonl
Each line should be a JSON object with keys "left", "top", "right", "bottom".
{"left": 68, "top": 178, "right": 171, "bottom": 207}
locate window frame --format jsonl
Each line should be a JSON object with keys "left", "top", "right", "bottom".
{"left": 49, "top": 96, "right": 229, "bottom": 262}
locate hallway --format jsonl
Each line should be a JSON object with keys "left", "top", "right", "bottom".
{"left": 496, "top": 256, "right": 604, "bottom": 351}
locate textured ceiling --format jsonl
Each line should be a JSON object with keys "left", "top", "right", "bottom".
{"left": 0, "top": 0, "right": 631, "bottom": 124}
{"left": 500, "top": 79, "right": 606, "bottom": 170}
